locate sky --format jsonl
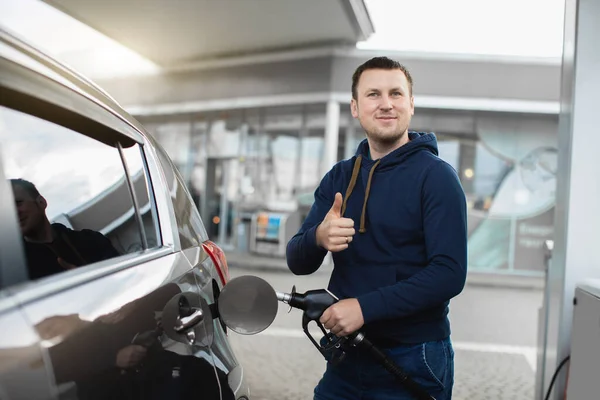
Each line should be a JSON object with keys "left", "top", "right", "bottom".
{"left": 0, "top": 0, "right": 566, "bottom": 79}
{"left": 360, "top": 0, "right": 565, "bottom": 58}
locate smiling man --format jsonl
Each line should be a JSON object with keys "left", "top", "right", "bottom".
{"left": 286, "top": 57, "right": 468, "bottom": 400}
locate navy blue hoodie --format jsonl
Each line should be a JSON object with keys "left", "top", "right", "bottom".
{"left": 286, "top": 132, "right": 467, "bottom": 346}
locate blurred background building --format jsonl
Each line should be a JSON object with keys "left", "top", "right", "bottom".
{"left": 0, "top": 0, "right": 564, "bottom": 277}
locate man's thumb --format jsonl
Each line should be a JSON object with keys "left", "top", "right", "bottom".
{"left": 330, "top": 192, "right": 343, "bottom": 217}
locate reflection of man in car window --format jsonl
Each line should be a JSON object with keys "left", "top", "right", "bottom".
{"left": 10, "top": 178, "right": 120, "bottom": 280}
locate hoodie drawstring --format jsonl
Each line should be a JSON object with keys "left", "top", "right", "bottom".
{"left": 341, "top": 155, "right": 362, "bottom": 216}
{"left": 360, "top": 159, "right": 380, "bottom": 233}
{"left": 341, "top": 155, "right": 380, "bottom": 233}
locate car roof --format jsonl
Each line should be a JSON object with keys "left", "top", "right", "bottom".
{"left": 0, "top": 26, "right": 150, "bottom": 141}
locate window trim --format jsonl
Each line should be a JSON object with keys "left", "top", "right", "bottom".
{"left": 0, "top": 155, "right": 28, "bottom": 290}
{"left": 0, "top": 29, "right": 121, "bottom": 113}
{"left": 118, "top": 142, "right": 148, "bottom": 249}
{"left": 10, "top": 247, "right": 174, "bottom": 306}
{"left": 0, "top": 291, "right": 20, "bottom": 316}
{"left": 137, "top": 143, "right": 164, "bottom": 249}
{"left": 141, "top": 136, "right": 181, "bottom": 250}
{"left": 0, "top": 56, "right": 143, "bottom": 148}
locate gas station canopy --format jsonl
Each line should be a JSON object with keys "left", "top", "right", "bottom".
{"left": 44, "top": 0, "right": 374, "bottom": 67}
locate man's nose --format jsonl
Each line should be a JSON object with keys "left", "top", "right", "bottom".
{"left": 378, "top": 95, "right": 393, "bottom": 110}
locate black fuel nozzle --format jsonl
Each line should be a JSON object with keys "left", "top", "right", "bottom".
{"left": 277, "top": 288, "right": 338, "bottom": 320}
{"left": 277, "top": 288, "right": 349, "bottom": 363}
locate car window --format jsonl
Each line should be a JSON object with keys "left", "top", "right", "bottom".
{"left": 0, "top": 105, "right": 147, "bottom": 283}
{"left": 154, "top": 144, "right": 209, "bottom": 249}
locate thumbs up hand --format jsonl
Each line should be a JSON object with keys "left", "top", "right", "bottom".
{"left": 316, "top": 192, "right": 356, "bottom": 252}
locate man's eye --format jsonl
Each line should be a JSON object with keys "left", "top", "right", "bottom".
{"left": 392, "top": 91, "right": 402, "bottom": 96}
{"left": 368, "top": 93, "right": 378, "bottom": 97}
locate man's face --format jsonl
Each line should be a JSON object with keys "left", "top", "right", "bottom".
{"left": 11, "top": 185, "right": 46, "bottom": 237}
{"left": 351, "top": 68, "right": 415, "bottom": 146}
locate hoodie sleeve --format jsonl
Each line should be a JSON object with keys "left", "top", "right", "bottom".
{"left": 285, "top": 171, "right": 334, "bottom": 275}
{"left": 357, "top": 161, "right": 468, "bottom": 323}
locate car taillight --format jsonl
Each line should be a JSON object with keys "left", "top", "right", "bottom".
{"left": 202, "top": 241, "right": 229, "bottom": 286}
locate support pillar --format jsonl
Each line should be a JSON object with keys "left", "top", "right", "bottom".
{"left": 537, "top": 0, "right": 600, "bottom": 398}
{"left": 344, "top": 116, "right": 357, "bottom": 160}
{"left": 294, "top": 106, "right": 307, "bottom": 194}
{"left": 322, "top": 100, "right": 340, "bottom": 177}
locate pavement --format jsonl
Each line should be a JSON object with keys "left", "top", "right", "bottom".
{"left": 225, "top": 250, "right": 546, "bottom": 291}
{"left": 227, "top": 264, "right": 545, "bottom": 400}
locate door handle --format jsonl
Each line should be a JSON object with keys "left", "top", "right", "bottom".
{"left": 163, "top": 293, "right": 214, "bottom": 346}
{"left": 174, "top": 308, "right": 204, "bottom": 332}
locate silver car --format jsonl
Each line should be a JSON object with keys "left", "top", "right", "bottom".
{"left": 0, "top": 28, "right": 249, "bottom": 400}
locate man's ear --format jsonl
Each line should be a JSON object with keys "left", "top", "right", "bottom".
{"left": 37, "top": 195, "right": 48, "bottom": 210}
{"left": 350, "top": 99, "right": 359, "bottom": 118}
{"left": 410, "top": 96, "right": 415, "bottom": 116}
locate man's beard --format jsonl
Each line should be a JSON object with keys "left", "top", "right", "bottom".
{"left": 363, "top": 124, "right": 409, "bottom": 146}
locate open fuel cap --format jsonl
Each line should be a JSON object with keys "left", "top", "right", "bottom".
{"left": 218, "top": 275, "right": 278, "bottom": 335}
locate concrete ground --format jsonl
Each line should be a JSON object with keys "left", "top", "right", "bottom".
{"left": 226, "top": 253, "right": 544, "bottom": 400}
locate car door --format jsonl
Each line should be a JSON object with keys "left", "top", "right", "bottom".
{"left": 0, "top": 50, "right": 227, "bottom": 399}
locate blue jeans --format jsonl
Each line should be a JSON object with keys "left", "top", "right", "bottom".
{"left": 314, "top": 337, "right": 454, "bottom": 400}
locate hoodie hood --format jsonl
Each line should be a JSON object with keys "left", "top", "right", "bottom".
{"left": 342, "top": 132, "right": 439, "bottom": 233}
{"left": 355, "top": 131, "right": 438, "bottom": 170}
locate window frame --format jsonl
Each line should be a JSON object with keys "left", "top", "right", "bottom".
{"left": 0, "top": 56, "right": 169, "bottom": 296}
{"left": 126, "top": 142, "right": 164, "bottom": 250}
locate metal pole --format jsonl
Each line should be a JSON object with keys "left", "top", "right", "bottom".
{"left": 200, "top": 119, "right": 212, "bottom": 223}
{"left": 183, "top": 116, "right": 196, "bottom": 187}
{"left": 231, "top": 112, "right": 248, "bottom": 249}
{"left": 218, "top": 159, "right": 231, "bottom": 246}
{"left": 295, "top": 106, "right": 307, "bottom": 195}
{"left": 257, "top": 109, "right": 266, "bottom": 202}
{"left": 344, "top": 115, "right": 356, "bottom": 160}
{"left": 323, "top": 100, "right": 340, "bottom": 177}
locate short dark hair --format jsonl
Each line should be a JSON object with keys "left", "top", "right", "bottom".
{"left": 351, "top": 57, "right": 413, "bottom": 100}
{"left": 10, "top": 178, "right": 41, "bottom": 199}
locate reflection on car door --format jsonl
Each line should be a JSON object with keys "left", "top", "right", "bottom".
{"left": 0, "top": 294, "right": 54, "bottom": 400}
{"left": 13, "top": 252, "right": 232, "bottom": 400}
